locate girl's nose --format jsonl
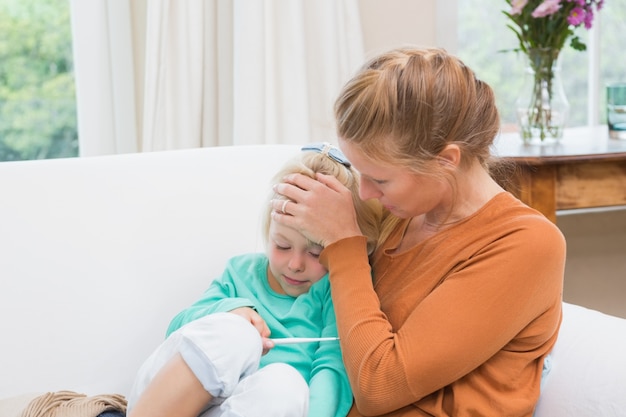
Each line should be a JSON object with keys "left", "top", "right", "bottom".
{"left": 288, "top": 254, "right": 305, "bottom": 272}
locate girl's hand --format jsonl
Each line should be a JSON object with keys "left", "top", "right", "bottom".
{"left": 272, "top": 172, "right": 362, "bottom": 247}
{"left": 229, "top": 307, "right": 274, "bottom": 354}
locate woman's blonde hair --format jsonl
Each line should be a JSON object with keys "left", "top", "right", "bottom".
{"left": 263, "top": 148, "right": 382, "bottom": 255}
{"left": 334, "top": 47, "right": 501, "bottom": 244}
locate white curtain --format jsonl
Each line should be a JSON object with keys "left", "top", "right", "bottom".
{"left": 228, "top": 0, "right": 366, "bottom": 146}
{"left": 70, "top": 0, "right": 364, "bottom": 154}
{"left": 69, "top": 0, "right": 138, "bottom": 156}
{"left": 142, "top": 0, "right": 217, "bottom": 150}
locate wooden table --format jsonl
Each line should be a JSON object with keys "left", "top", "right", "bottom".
{"left": 492, "top": 125, "right": 626, "bottom": 223}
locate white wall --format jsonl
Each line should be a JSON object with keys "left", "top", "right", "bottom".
{"left": 358, "top": 0, "right": 436, "bottom": 56}
{"left": 358, "top": 0, "right": 458, "bottom": 54}
{"left": 558, "top": 208, "right": 626, "bottom": 318}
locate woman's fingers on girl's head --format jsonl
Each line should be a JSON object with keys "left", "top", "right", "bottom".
{"left": 272, "top": 182, "right": 294, "bottom": 201}
{"left": 271, "top": 199, "right": 292, "bottom": 215}
{"left": 282, "top": 173, "right": 319, "bottom": 191}
{"left": 273, "top": 175, "right": 312, "bottom": 202}
{"left": 315, "top": 172, "right": 347, "bottom": 193}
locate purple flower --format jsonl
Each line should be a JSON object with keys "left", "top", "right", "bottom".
{"left": 503, "top": 0, "right": 604, "bottom": 53}
{"left": 531, "top": 0, "right": 562, "bottom": 18}
{"left": 567, "top": 7, "right": 585, "bottom": 25}
{"left": 584, "top": 8, "right": 595, "bottom": 28}
{"left": 510, "top": 0, "right": 529, "bottom": 14}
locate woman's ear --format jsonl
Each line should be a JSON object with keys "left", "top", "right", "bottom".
{"left": 438, "top": 144, "right": 462, "bottom": 168}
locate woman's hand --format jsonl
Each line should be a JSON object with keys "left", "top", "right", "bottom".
{"left": 229, "top": 307, "right": 274, "bottom": 354}
{"left": 272, "top": 172, "right": 363, "bottom": 247}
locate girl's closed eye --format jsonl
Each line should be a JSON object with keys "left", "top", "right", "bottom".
{"left": 307, "top": 245, "right": 323, "bottom": 258}
{"left": 274, "top": 242, "right": 291, "bottom": 251}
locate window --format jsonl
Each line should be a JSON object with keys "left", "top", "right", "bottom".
{"left": 454, "top": 0, "right": 626, "bottom": 131}
{"left": 598, "top": 0, "right": 626, "bottom": 122}
{"left": 0, "top": 0, "right": 77, "bottom": 162}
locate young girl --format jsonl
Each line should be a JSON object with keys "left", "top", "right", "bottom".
{"left": 127, "top": 143, "right": 382, "bottom": 417}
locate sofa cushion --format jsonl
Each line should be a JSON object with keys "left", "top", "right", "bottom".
{"left": 0, "top": 393, "right": 42, "bottom": 417}
{"left": 534, "top": 302, "right": 626, "bottom": 416}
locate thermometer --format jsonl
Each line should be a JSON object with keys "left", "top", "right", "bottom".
{"left": 270, "top": 337, "right": 339, "bottom": 345}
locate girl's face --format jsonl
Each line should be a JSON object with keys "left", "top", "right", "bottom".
{"left": 267, "top": 220, "right": 327, "bottom": 297}
{"left": 340, "top": 140, "right": 448, "bottom": 219}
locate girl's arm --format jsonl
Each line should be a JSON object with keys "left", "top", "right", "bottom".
{"left": 307, "top": 285, "right": 353, "bottom": 417}
{"left": 166, "top": 258, "right": 257, "bottom": 336}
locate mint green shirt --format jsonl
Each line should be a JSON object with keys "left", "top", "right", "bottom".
{"left": 167, "top": 253, "right": 352, "bottom": 417}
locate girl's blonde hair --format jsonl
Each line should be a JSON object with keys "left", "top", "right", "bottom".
{"left": 334, "top": 47, "right": 501, "bottom": 244}
{"left": 263, "top": 148, "right": 382, "bottom": 255}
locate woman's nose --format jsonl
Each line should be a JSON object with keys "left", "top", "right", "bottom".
{"left": 359, "top": 178, "right": 380, "bottom": 200}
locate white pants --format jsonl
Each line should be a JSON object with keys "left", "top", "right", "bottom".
{"left": 128, "top": 313, "right": 309, "bottom": 417}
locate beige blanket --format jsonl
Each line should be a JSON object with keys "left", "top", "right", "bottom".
{"left": 0, "top": 391, "right": 126, "bottom": 417}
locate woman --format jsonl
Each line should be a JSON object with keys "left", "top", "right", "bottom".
{"left": 273, "top": 47, "right": 565, "bottom": 417}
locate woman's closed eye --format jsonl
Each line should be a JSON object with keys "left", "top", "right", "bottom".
{"left": 363, "top": 175, "right": 387, "bottom": 186}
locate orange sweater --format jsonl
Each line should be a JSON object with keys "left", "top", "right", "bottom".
{"left": 320, "top": 192, "right": 565, "bottom": 417}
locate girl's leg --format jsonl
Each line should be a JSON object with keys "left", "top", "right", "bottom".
{"left": 128, "top": 313, "right": 264, "bottom": 417}
{"left": 203, "top": 363, "right": 309, "bottom": 417}
{"left": 128, "top": 353, "right": 212, "bottom": 417}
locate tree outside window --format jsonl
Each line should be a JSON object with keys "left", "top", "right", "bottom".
{"left": 0, "top": 0, "right": 77, "bottom": 162}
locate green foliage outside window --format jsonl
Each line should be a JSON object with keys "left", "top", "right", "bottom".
{"left": 0, "top": 0, "right": 77, "bottom": 161}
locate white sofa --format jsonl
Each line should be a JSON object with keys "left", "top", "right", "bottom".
{"left": 1, "top": 144, "right": 625, "bottom": 416}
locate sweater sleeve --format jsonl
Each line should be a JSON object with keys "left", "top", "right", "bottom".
{"left": 321, "top": 217, "right": 565, "bottom": 415}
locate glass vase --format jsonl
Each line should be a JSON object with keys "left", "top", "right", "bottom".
{"left": 515, "top": 48, "right": 570, "bottom": 145}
